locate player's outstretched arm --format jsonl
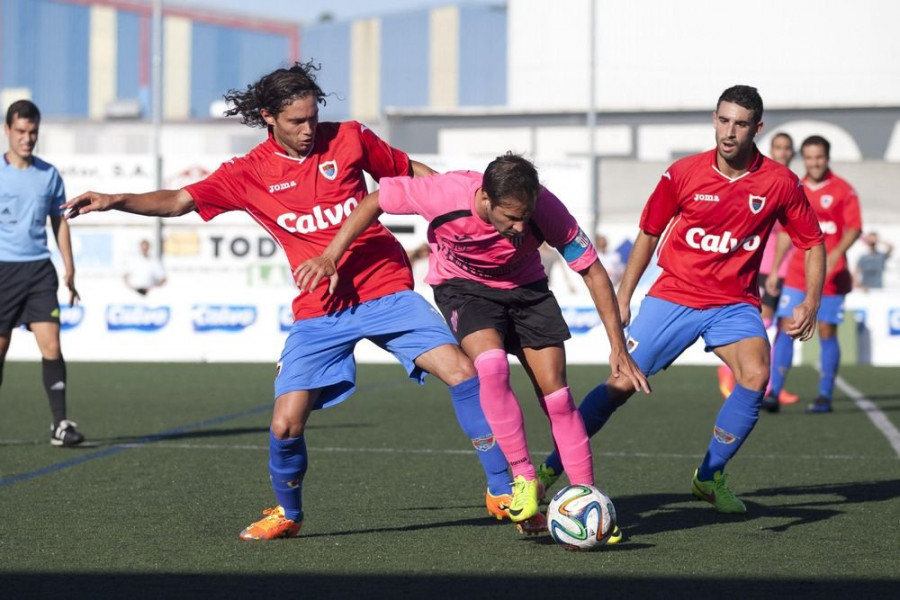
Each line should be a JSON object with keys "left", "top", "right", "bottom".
{"left": 62, "top": 189, "right": 196, "bottom": 219}
{"left": 294, "top": 191, "right": 384, "bottom": 295}
{"left": 580, "top": 260, "right": 651, "bottom": 393}
{"left": 785, "top": 243, "right": 825, "bottom": 341}
{"left": 615, "top": 230, "right": 659, "bottom": 326}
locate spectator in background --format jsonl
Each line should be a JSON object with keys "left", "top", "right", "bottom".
{"left": 594, "top": 234, "right": 624, "bottom": 286}
{"left": 855, "top": 231, "right": 893, "bottom": 291}
{"left": 124, "top": 239, "right": 167, "bottom": 296}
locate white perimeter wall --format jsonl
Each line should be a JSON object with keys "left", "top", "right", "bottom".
{"left": 6, "top": 153, "right": 900, "bottom": 366}
{"left": 509, "top": 0, "right": 900, "bottom": 111}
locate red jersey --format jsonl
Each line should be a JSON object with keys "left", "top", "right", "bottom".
{"left": 640, "top": 148, "right": 823, "bottom": 309}
{"left": 185, "top": 121, "right": 413, "bottom": 320}
{"left": 784, "top": 171, "right": 861, "bottom": 295}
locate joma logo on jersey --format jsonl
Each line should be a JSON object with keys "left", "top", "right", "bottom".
{"left": 268, "top": 181, "right": 297, "bottom": 193}
{"left": 277, "top": 198, "right": 360, "bottom": 234}
{"left": 819, "top": 220, "right": 838, "bottom": 235}
{"left": 686, "top": 228, "right": 761, "bottom": 253}
{"left": 693, "top": 193, "right": 720, "bottom": 202}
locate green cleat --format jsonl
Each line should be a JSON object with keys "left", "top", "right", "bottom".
{"left": 691, "top": 469, "right": 747, "bottom": 514}
{"left": 536, "top": 463, "right": 560, "bottom": 500}
{"left": 508, "top": 475, "right": 540, "bottom": 522}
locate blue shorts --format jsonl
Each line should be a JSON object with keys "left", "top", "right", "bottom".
{"left": 275, "top": 290, "right": 458, "bottom": 409}
{"left": 626, "top": 296, "right": 767, "bottom": 376}
{"left": 776, "top": 286, "right": 844, "bottom": 325}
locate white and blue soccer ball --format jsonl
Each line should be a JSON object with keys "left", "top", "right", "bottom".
{"left": 546, "top": 484, "right": 617, "bottom": 551}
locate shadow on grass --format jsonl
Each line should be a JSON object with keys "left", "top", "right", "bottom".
{"left": 614, "top": 479, "right": 900, "bottom": 537}
{"left": 1, "top": 573, "right": 897, "bottom": 599}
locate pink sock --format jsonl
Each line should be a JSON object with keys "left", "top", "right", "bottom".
{"left": 474, "top": 349, "right": 534, "bottom": 480}
{"left": 544, "top": 387, "right": 594, "bottom": 486}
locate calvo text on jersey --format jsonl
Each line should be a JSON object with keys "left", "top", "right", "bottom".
{"left": 685, "top": 227, "right": 761, "bottom": 253}
{"left": 276, "top": 197, "right": 360, "bottom": 234}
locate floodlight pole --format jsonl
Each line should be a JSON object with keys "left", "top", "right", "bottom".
{"left": 151, "top": 0, "right": 164, "bottom": 259}
{"left": 588, "top": 0, "right": 598, "bottom": 239}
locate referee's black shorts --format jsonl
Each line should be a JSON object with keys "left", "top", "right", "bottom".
{"left": 758, "top": 272, "right": 784, "bottom": 311}
{"left": 432, "top": 278, "right": 571, "bottom": 352}
{"left": 0, "top": 259, "right": 60, "bottom": 333}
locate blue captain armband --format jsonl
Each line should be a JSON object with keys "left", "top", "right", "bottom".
{"left": 559, "top": 228, "right": 593, "bottom": 262}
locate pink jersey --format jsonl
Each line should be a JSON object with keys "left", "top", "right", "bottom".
{"left": 760, "top": 221, "right": 792, "bottom": 278}
{"left": 785, "top": 170, "right": 862, "bottom": 295}
{"left": 640, "top": 148, "right": 823, "bottom": 309}
{"left": 186, "top": 122, "right": 413, "bottom": 320}
{"left": 378, "top": 171, "right": 598, "bottom": 290}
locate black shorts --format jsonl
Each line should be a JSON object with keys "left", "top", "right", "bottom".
{"left": 758, "top": 272, "right": 784, "bottom": 310}
{"left": 0, "top": 259, "right": 60, "bottom": 333}
{"left": 432, "top": 278, "right": 571, "bottom": 352}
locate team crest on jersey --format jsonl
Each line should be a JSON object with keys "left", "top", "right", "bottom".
{"left": 820, "top": 194, "right": 833, "bottom": 208}
{"left": 319, "top": 160, "right": 338, "bottom": 180}
{"left": 749, "top": 194, "right": 766, "bottom": 215}
{"left": 713, "top": 426, "right": 738, "bottom": 444}
{"left": 626, "top": 336, "right": 639, "bottom": 353}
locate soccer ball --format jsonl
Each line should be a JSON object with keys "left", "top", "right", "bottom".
{"left": 546, "top": 484, "right": 617, "bottom": 551}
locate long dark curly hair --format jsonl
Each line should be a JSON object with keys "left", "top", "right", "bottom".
{"left": 223, "top": 60, "right": 328, "bottom": 127}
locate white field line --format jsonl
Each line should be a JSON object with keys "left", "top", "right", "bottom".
{"left": 834, "top": 374, "right": 900, "bottom": 459}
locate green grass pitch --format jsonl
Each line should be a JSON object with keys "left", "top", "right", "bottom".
{"left": 1, "top": 362, "right": 898, "bottom": 599}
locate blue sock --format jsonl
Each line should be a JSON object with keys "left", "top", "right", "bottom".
{"left": 698, "top": 384, "right": 762, "bottom": 480}
{"left": 819, "top": 336, "right": 840, "bottom": 400}
{"left": 269, "top": 430, "right": 307, "bottom": 522}
{"left": 770, "top": 330, "right": 794, "bottom": 396}
{"left": 544, "top": 383, "right": 624, "bottom": 475}
{"left": 449, "top": 376, "right": 511, "bottom": 495}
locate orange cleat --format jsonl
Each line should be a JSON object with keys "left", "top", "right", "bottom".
{"left": 238, "top": 506, "right": 302, "bottom": 541}
{"left": 515, "top": 512, "right": 548, "bottom": 535}
{"left": 778, "top": 389, "right": 800, "bottom": 404}
{"left": 717, "top": 365, "right": 736, "bottom": 399}
{"left": 486, "top": 489, "right": 514, "bottom": 520}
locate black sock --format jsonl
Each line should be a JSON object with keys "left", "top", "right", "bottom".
{"left": 42, "top": 357, "right": 67, "bottom": 426}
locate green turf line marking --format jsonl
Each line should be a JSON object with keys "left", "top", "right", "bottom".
{"left": 0, "top": 403, "right": 272, "bottom": 488}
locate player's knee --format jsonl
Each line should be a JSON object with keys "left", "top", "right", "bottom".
{"left": 439, "top": 350, "right": 477, "bottom": 385}
{"left": 737, "top": 363, "right": 769, "bottom": 391}
{"left": 270, "top": 417, "right": 305, "bottom": 439}
{"left": 606, "top": 377, "right": 636, "bottom": 402}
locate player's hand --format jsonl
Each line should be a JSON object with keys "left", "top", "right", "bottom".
{"left": 764, "top": 271, "right": 780, "bottom": 298}
{"left": 784, "top": 302, "right": 817, "bottom": 341}
{"left": 64, "top": 273, "right": 80, "bottom": 306}
{"left": 608, "top": 348, "right": 651, "bottom": 394}
{"left": 293, "top": 257, "right": 339, "bottom": 295}
{"left": 62, "top": 191, "right": 116, "bottom": 219}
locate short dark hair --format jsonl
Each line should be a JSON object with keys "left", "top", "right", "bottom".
{"left": 771, "top": 131, "right": 793, "bottom": 147}
{"left": 482, "top": 152, "right": 540, "bottom": 209}
{"left": 6, "top": 99, "right": 40, "bottom": 126}
{"left": 717, "top": 85, "right": 763, "bottom": 124}
{"left": 223, "top": 60, "right": 327, "bottom": 128}
{"left": 801, "top": 135, "right": 830, "bottom": 158}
